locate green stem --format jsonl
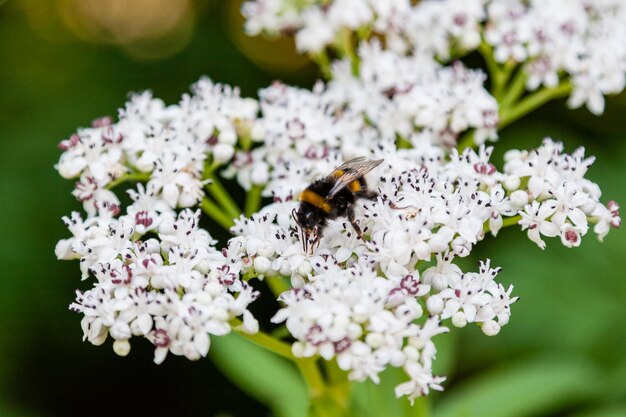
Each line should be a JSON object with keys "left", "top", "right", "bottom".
{"left": 397, "top": 134, "right": 413, "bottom": 149}
{"left": 245, "top": 185, "right": 264, "bottom": 217}
{"left": 230, "top": 318, "right": 294, "bottom": 360}
{"left": 200, "top": 197, "right": 235, "bottom": 230}
{"left": 479, "top": 42, "right": 499, "bottom": 81}
{"left": 323, "top": 359, "right": 347, "bottom": 386}
{"left": 459, "top": 80, "right": 571, "bottom": 151}
{"left": 457, "top": 130, "right": 475, "bottom": 151}
{"left": 478, "top": 40, "right": 522, "bottom": 100}
{"left": 270, "top": 325, "right": 292, "bottom": 340}
{"left": 266, "top": 276, "right": 291, "bottom": 298}
{"left": 483, "top": 214, "right": 522, "bottom": 234}
{"left": 204, "top": 173, "right": 242, "bottom": 220}
{"left": 500, "top": 68, "right": 527, "bottom": 108}
{"left": 310, "top": 50, "right": 332, "bottom": 80}
{"left": 341, "top": 27, "right": 359, "bottom": 76}
{"left": 356, "top": 24, "right": 373, "bottom": 42}
{"left": 499, "top": 81, "right": 572, "bottom": 130}
{"left": 479, "top": 41, "right": 514, "bottom": 97}
{"left": 239, "top": 132, "right": 253, "bottom": 152}
{"left": 502, "top": 214, "right": 522, "bottom": 228}
{"left": 204, "top": 160, "right": 221, "bottom": 176}
{"left": 106, "top": 171, "right": 151, "bottom": 189}
{"left": 296, "top": 357, "right": 326, "bottom": 399}
{"left": 494, "top": 61, "right": 516, "bottom": 99}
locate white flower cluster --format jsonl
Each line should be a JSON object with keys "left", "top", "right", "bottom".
{"left": 56, "top": 208, "right": 259, "bottom": 363}
{"left": 242, "top": 0, "right": 626, "bottom": 114}
{"left": 55, "top": 82, "right": 263, "bottom": 362}
{"left": 226, "top": 53, "right": 498, "bottom": 195}
{"left": 269, "top": 257, "right": 517, "bottom": 401}
{"left": 225, "top": 131, "right": 619, "bottom": 399}
{"left": 242, "top": 0, "right": 412, "bottom": 53}
{"left": 57, "top": 78, "right": 260, "bottom": 213}
{"left": 229, "top": 202, "right": 518, "bottom": 399}
{"left": 506, "top": 139, "right": 621, "bottom": 248}
{"left": 481, "top": 0, "right": 626, "bottom": 114}
{"left": 56, "top": 63, "right": 621, "bottom": 400}
{"left": 330, "top": 43, "right": 499, "bottom": 145}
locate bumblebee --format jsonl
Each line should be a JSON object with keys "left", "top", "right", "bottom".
{"left": 293, "top": 157, "right": 384, "bottom": 253}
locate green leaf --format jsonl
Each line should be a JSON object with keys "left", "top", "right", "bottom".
{"left": 432, "top": 331, "right": 457, "bottom": 381}
{"left": 350, "top": 368, "right": 401, "bottom": 417}
{"left": 350, "top": 366, "right": 430, "bottom": 417}
{"left": 434, "top": 355, "right": 601, "bottom": 417}
{"left": 568, "top": 404, "right": 626, "bottom": 417}
{"left": 209, "top": 333, "right": 308, "bottom": 417}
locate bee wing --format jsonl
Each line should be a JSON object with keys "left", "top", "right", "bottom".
{"left": 327, "top": 158, "right": 383, "bottom": 198}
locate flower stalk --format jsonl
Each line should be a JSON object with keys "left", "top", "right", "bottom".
{"left": 204, "top": 173, "right": 242, "bottom": 219}
{"left": 200, "top": 197, "right": 235, "bottom": 229}
{"left": 105, "top": 171, "right": 150, "bottom": 190}
{"left": 245, "top": 184, "right": 264, "bottom": 217}
{"left": 499, "top": 81, "right": 573, "bottom": 129}
{"left": 231, "top": 318, "right": 294, "bottom": 360}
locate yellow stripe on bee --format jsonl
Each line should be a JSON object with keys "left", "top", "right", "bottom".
{"left": 348, "top": 180, "right": 361, "bottom": 192}
{"left": 331, "top": 170, "right": 344, "bottom": 178}
{"left": 300, "top": 190, "right": 332, "bottom": 213}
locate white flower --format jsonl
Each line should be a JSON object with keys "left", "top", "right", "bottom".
{"left": 423, "top": 254, "right": 463, "bottom": 293}
{"left": 519, "top": 200, "right": 559, "bottom": 249}
{"left": 296, "top": 8, "right": 335, "bottom": 53}
{"left": 56, "top": 126, "right": 125, "bottom": 183}
{"left": 591, "top": 200, "right": 621, "bottom": 241}
{"left": 394, "top": 361, "right": 445, "bottom": 403}
{"left": 439, "top": 272, "right": 490, "bottom": 324}
{"left": 150, "top": 155, "right": 205, "bottom": 208}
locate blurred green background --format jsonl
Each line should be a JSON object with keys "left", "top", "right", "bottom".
{"left": 0, "top": 1, "right": 624, "bottom": 416}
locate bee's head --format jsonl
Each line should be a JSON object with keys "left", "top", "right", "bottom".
{"left": 292, "top": 206, "right": 322, "bottom": 254}
{"left": 295, "top": 206, "right": 321, "bottom": 229}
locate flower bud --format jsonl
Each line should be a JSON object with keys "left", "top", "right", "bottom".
{"left": 451, "top": 312, "right": 467, "bottom": 328}
{"left": 213, "top": 143, "right": 234, "bottom": 163}
{"left": 250, "top": 122, "right": 265, "bottom": 141}
{"left": 297, "top": 260, "right": 312, "bottom": 277}
{"left": 251, "top": 162, "right": 270, "bottom": 185}
{"left": 254, "top": 256, "right": 271, "bottom": 274}
{"left": 481, "top": 320, "right": 501, "bottom": 336}
{"left": 55, "top": 239, "right": 76, "bottom": 260}
{"left": 504, "top": 175, "right": 521, "bottom": 191}
{"left": 403, "top": 345, "right": 420, "bottom": 361}
{"left": 510, "top": 190, "right": 529, "bottom": 208}
{"left": 113, "top": 340, "right": 131, "bottom": 357}
{"left": 426, "top": 295, "right": 444, "bottom": 315}
{"left": 110, "top": 322, "right": 132, "bottom": 340}
{"left": 218, "top": 130, "right": 238, "bottom": 146}
{"left": 365, "top": 333, "right": 384, "bottom": 348}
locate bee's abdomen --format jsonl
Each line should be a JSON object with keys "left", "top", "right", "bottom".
{"left": 348, "top": 179, "right": 362, "bottom": 192}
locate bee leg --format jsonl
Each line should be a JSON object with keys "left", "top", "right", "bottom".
{"left": 389, "top": 201, "right": 416, "bottom": 210}
{"left": 315, "top": 227, "right": 324, "bottom": 248}
{"left": 347, "top": 210, "right": 364, "bottom": 240}
{"left": 388, "top": 201, "right": 419, "bottom": 219}
{"left": 309, "top": 228, "right": 323, "bottom": 255}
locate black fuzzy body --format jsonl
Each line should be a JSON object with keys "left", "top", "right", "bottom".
{"left": 296, "top": 175, "right": 374, "bottom": 230}
{"left": 294, "top": 157, "right": 383, "bottom": 253}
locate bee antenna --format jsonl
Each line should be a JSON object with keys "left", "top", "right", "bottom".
{"left": 292, "top": 208, "right": 307, "bottom": 253}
